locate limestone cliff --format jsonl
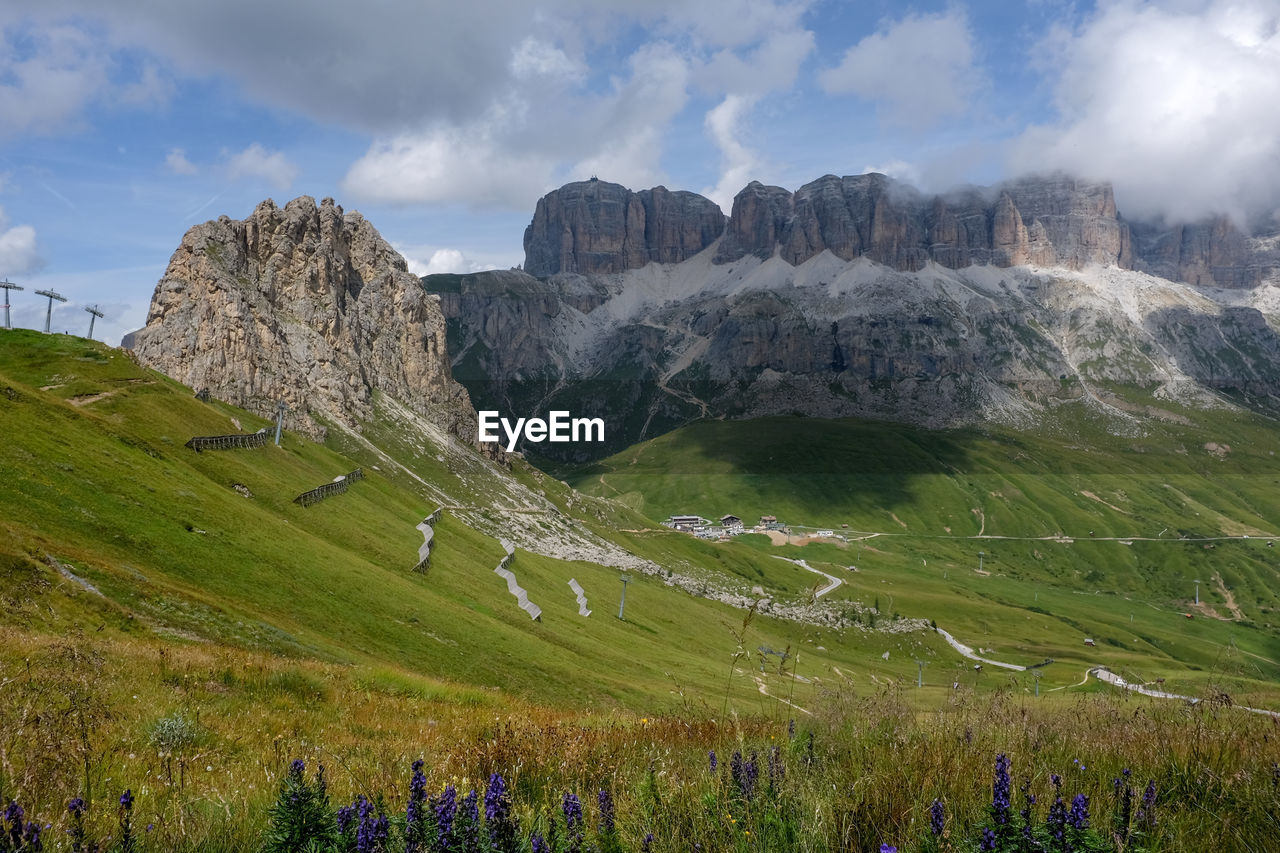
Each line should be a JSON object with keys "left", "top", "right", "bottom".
{"left": 714, "top": 173, "right": 1131, "bottom": 272}
{"left": 130, "top": 196, "right": 477, "bottom": 443}
{"left": 522, "top": 178, "right": 725, "bottom": 276}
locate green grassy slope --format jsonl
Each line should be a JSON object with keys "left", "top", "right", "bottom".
{"left": 567, "top": 408, "right": 1280, "bottom": 706}
{"left": 0, "top": 330, "right": 946, "bottom": 713}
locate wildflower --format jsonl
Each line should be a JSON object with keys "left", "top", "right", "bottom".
{"left": 1068, "top": 793, "right": 1090, "bottom": 830}
{"left": 788, "top": 719, "right": 796, "bottom": 739}
{"left": 485, "top": 774, "right": 517, "bottom": 852}
{"left": 880, "top": 844, "right": 898, "bottom": 853}
{"left": 336, "top": 803, "right": 358, "bottom": 837}
{"left": 4, "top": 800, "right": 24, "bottom": 850}
{"left": 430, "top": 784, "right": 457, "bottom": 848}
{"left": 67, "top": 798, "right": 88, "bottom": 853}
{"left": 530, "top": 832, "right": 549, "bottom": 853}
{"left": 21, "top": 821, "right": 42, "bottom": 852}
{"left": 118, "top": 789, "right": 136, "bottom": 853}
{"left": 562, "top": 792, "right": 584, "bottom": 853}
{"left": 1047, "top": 795, "right": 1067, "bottom": 848}
{"left": 1117, "top": 782, "right": 1134, "bottom": 842}
{"left": 289, "top": 759, "right": 305, "bottom": 777}
{"left": 930, "top": 798, "right": 944, "bottom": 836}
{"left": 597, "top": 789, "right": 615, "bottom": 836}
{"left": 991, "top": 754, "right": 1012, "bottom": 827}
{"left": 1136, "top": 780, "right": 1157, "bottom": 829}
{"left": 1018, "top": 778, "right": 1036, "bottom": 845}
{"left": 979, "top": 828, "right": 996, "bottom": 851}
{"left": 459, "top": 789, "right": 479, "bottom": 853}
{"left": 641, "top": 832, "right": 655, "bottom": 852}
{"left": 767, "top": 745, "right": 784, "bottom": 789}
{"left": 709, "top": 750, "right": 717, "bottom": 773}
{"left": 405, "top": 759, "right": 428, "bottom": 853}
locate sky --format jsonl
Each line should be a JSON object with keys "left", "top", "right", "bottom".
{"left": 0, "top": 0, "right": 1278, "bottom": 344}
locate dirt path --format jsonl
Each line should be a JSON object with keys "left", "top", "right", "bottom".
{"left": 773, "top": 557, "right": 842, "bottom": 598}
{"left": 1214, "top": 572, "right": 1245, "bottom": 620}
{"left": 753, "top": 675, "right": 812, "bottom": 715}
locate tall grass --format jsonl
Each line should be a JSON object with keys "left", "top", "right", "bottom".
{"left": 2, "top": 629, "right": 1277, "bottom": 851}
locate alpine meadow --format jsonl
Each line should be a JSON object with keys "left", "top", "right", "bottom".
{"left": 4, "top": 2, "right": 1280, "bottom": 852}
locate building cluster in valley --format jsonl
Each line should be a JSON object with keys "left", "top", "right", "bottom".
{"left": 664, "top": 513, "right": 845, "bottom": 541}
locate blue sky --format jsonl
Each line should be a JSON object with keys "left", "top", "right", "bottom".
{"left": 1, "top": 0, "right": 1278, "bottom": 344}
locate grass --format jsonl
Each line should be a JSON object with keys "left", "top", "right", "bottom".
{"left": 5, "top": 330, "right": 1280, "bottom": 849}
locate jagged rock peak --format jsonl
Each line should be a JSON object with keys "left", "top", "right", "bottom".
{"left": 129, "top": 195, "right": 478, "bottom": 444}
{"left": 715, "top": 171, "right": 1132, "bottom": 273}
{"left": 522, "top": 177, "right": 725, "bottom": 276}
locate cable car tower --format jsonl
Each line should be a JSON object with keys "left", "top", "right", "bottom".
{"left": 84, "top": 305, "right": 104, "bottom": 340}
{"left": 0, "top": 280, "right": 22, "bottom": 329}
{"left": 34, "top": 289, "right": 66, "bottom": 333}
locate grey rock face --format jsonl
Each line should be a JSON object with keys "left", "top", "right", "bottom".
{"left": 713, "top": 173, "right": 1130, "bottom": 272}
{"left": 130, "top": 196, "right": 478, "bottom": 443}
{"left": 522, "top": 178, "right": 724, "bottom": 276}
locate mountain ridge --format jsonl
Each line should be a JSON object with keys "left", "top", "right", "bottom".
{"left": 525, "top": 173, "right": 1278, "bottom": 288}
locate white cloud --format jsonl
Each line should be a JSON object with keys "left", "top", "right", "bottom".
{"left": 702, "top": 95, "right": 762, "bottom": 212}
{"left": 344, "top": 41, "right": 691, "bottom": 208}
{"left": 0, "top": 207, "right": 44, "bottom": 275}
{"left": 399, "top": 248, "right": 504, "bottom": 278}
{"left": 1011, "top": 0, "right": 1280, "bottom": 223}
{"left": 225, "top": 144, "right": 298, "bottom": 191}
{"left": 164, "top": 148, "right": 197, "bottom": 175}
{"left": 860, "top": 159, "right": 921, "bottom": 186}
{"left": 819, "top": 8, "right": 982, "bottom": 130}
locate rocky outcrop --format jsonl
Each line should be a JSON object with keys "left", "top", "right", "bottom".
{"left": 130, "top": 196, "right": 477, "bottom": 443}
{"left": 714, "top": 173, "right": 1131, "bottom": 272}
{"left": 1131, "top": 217, "right": 1277, "bottom": 288}
{"left": 522, "top": 178, "right": 724, "bottom": 276}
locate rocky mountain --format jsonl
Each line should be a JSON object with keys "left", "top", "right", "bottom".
{"left": 524, "top": 178, "right": 725, "bottom": 276}
{"left": 436, "top": 173, "right": 1280, "bottom": 461}
{"left": 129, "top": 196, "right": 478, "bottom": 444}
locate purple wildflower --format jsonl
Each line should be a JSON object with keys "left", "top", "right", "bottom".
{"left": 530, "top": 833, "right": 549, "bottom": 853}
{"left": 1068, "top": 793, "right": 1090, "bottom": 831}
{"left": 562, "top": 792, "right": 584, "bottom": 853}
{"left": 430, "top": 784, "right": 457, "bottom": 850}
{"left": 768, "top": 745, "right": 784, "bottom": 789}
{"left": 641, "top": 832, "right": 655, "bottom": 852}
{"left": 930, "top": 798, "right": 945, "bottom": 836}
{"left": 118, "top": 789, "right": 136, "bottom": 853}
{"left": 22, "top": 821, "right": 43, "bottom": 852}
{"left": 459, "top": 789, "right": 479, "bottom": 853}
{"left": 67, "top": 798, "right": 88, "bottom": 853}
{"left": 709, "top": 750, "right": 717, "bottom": 773}
{"left": 1118, "top": 782, "right": 1134, "bottom": 842}
{"left": 485, "top": 774, "right": 517, "bottom": 852}
{"left": 597, "top": 789, "right": 615, "bottom": 835}
{"left": 1047, "top": 795, "right": 1067, "bottom": 848}
{"left": 355, "top": 795, "right": 378, "bottom": 853}
{"left": 3, "top": 801, "right": 21, "bottom": 851}
{"left": 289, "top": 758, "right": 306, "bottom": 777}
{"left": 880, "top": 845, "right": 898, "bottom": 853}
{"left": 991, "top": 753, "right": 1012, "bottom": 826}
{"left": 787, "top": 718, "right": 796, "bottom": 739}
{"left": 406, "top": 759, "right": 428, "bottom": 853}
{"left": 1136, "top": 780, "right": 1157, "bottom": 829}
{"left": 1019, "top": 778, "right": 1036, "bottom": 844}
{"left": 337, "top": 804, "right": 357, "bottom": 837}
{"left": 979, "top": 827, "right": 997, "bottom": 851}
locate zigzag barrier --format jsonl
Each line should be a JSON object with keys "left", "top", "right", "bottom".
{"left": 413, "top": 507, "right": 444, "bottom": 573}
{"left": 293, "top": 468, "right": 364, "bottom": 507}
{"left": 185, "top": 429, "right": 269, "bottom": 451}
{"left": 494, "top": 540, "right": 541, "bottom": 620}
{"left": 568, "top": 578, "right": 591, "bottom": 617}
